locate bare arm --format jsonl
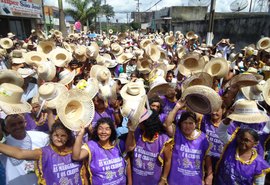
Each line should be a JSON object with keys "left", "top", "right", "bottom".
{"left": 72, "top": 127, "right": 89, "bottom": 161}
{"left": 0, "top": 142, "right": 41, "bottom": 160}
{"left": 204, "top": 155, "right": 213, "bottom": 185}
{"left": 126, "top": 156, "right": 132, "bottom": 185}
{"left": 45, "top": 108, "right": 55, "bottom": 131}
{"left": 125, "top": 120, "right": 136, "bottom": 152}
{"left": 164, "top": 99, "right": 185, "bottom": 137}
{"left": 159, "top": 142, "right": 173, "bottom": 185}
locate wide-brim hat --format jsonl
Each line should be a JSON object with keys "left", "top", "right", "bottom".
{"left": 0, "top": 83, "right": 32, "bottom": 115}
{"left": 90, "top": 65, "right": 111, "bottom": 84}
{"left": 108, "top": 29, "right": 113, "bottom": 34}
{"left": 74, "top": 45, "right": 88, "bottom": 62}
{"left": 176, "top": 45, "right": 186, "bottom": 59}
{"left": 53, "top": 30, "right": 63, "bottom": 38}
{"left": 257, "top": 37, "right": 270, "bottom": 50}
{"left": 228, "top": 99, "right": 269, "bottom": 123}
{"left": 165, "top": 35, "right": 175, "bottom": 46}
{"left": 58, "top": 69, "right": 76, "bottom": 85}
{"left": 50, "top": 47, "right": 72, "bottom": 67}
{"left": 241, "top": 80, "right": 265, "bottom": 101}
{"left": 181, "top": 72, "right": 213, "bottom": 93}
{"left": 178, "top": 52, "right": 205, "bottom": 76}
{"left": 137, "top": 57, "right": 152, "bottom": 74}
{"left": 120, "top": 81, "right": 146, "bottom": 101}
{"left": 76, "top": 78, "right": 99, "bottom": 99}
{"left": 115, "top": 73, "right": 129, "bottom": 84}
{"left": 37, "top": 61, "right": 56, "bottom": 81}
{"left": 17, "top": 68, "right": 36, "bottom": 79}
{"left": 182, "top": 85, "right": 222, "bottom": 114}
{"left": 263, "top": 79, "right": 270, "bottom": 106}
{"left": 7, "top": 32, "right": 15, "bottom": 38}
{"left": 145, "top": 44, "right": 161, "bottom": 62}
{"left": 203, "top": 57, "right": 229, "bottom": 79}
{"left": 117, "top": 52, "right": 133, "bottom": 64}
{"left": 0, "top": 38, "right": 13, "bottom": 49}
{"left": 56, "top": 89, "right": 95, "bottom": 131}
{"left": 224, "top": 73, "right": 260, "bottom": 90}
{"left": 121, "top": 95, "right": 147, "bottom": 128}
{"left": 86, "top": 42, "right": 99, "bottom": 59}
{"left": 111, "top": 43, "right": 124, "bottom": 56}
{"left": 23, "top": 51, "right": 48, "bottom": 67}
{"left": 185, "top": 31, "right": 195, "bottom": 40}
{"left": 38, "top": 82, "right": 68, "bottom": 109}
{"left": 0, "top": 69, "right": 24, "bottom": 87}
{"left": 103, "top": 38, "right": 111, "bottom": 47}
{"left": 10, "top": 49, "right": 25, "bottom": 64}
{"left": 140, "top": 39, "right": 152, "bottom": 49}
{"left": 63, "top": 42, "right": 74, "bottom": 53}
{"left": 37, "top": 40, "right": 56, "bottom": 55}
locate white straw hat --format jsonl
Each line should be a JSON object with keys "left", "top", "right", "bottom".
{"left": 0, "top": 83, "right": 32, "bottom": 115}
{"left": 120, "top": 81, "right": 146, "bottom": 101}
{"left": 23, "top": 51, "right": 48, "bottom": 67}
{"left": 37, "top": 61, "right": 57, "bottom": 81}
{"left": 0, "top": 38, "right": 13, "bottom": 49}
{"left": 58, "top": 69, "right": 76, "bottom": 85}
{"left": 56, "top": 89, "right": 95, "bottom": 131}
{"left": 50, "top": 47, "right": 72, "bottom": 67}
{"left": 37, "top": 40, "right": 56, "bottom": 55}
{"left": 0, "top": 69, "right": 24, "bottom": 87}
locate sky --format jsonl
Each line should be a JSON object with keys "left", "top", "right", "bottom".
{"left": 44, "top": 0, "right": 269, "bottom": 23}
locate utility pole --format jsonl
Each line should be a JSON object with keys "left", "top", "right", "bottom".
{"left": 58, "top": 0, "right": 67, "bottom": 36}
{"left": 134, "top": 0, "right": 141, "bottom": 22}
{"left": 206, "top": 0, "right": 216, "bottom": 46}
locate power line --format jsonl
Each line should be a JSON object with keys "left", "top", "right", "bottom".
{"left": 144, "top": 0, "right": 162, "bottom": 12}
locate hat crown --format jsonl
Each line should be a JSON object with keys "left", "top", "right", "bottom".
{"left": 39, "top": 83, "right": 56, "bottom": 99}
{"left": 233, "top": 100, "right": 260, "bottom": 114}
{"left": 126, "top": 84, "right": 141, "bottom": 96}
{"left": 0, "top": 83, "right": 23, "bottom": 104}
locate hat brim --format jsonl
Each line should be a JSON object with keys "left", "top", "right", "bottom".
{"left": 228, "top": 112, "right": 269, "bottom": 123}
{"left": 147, "top": 83, "right": 172, "bottom": 99}
{"left": 0, "top": 101, "right": 32, "bottom": 115}
{"left": 58, "top": 70, "right": 76, "bottom": 85}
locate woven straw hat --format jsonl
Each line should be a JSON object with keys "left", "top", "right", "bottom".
{"left": 76, "top": 78, "right": 99, "bottom": 99}
{"left": 203, "top": 57, "right": 229, "bottom": 79}
{"left": 227, "top": 99, "right": 269, "bottom": 123}
{"left": 37, "top": 61, "right": 56, "bottom": 81}
{"left": 103, "top": 38, "right": 111, "bottom": 48}
{"left": 86, "top": 42, "right": 99, "bottom": 59}
{"left": 176, "top": 45, "right": 186, "bottom": 59}
{"left": 140, "top": 39, "right": 152, "bottom": 49}
{"left": 0, "top": 69, "right": 24, "bottom": 87}
{"left": 165, "top": 35, "right": 175, "bottom": 46}
{"left": 182, "top": 85, "right": 222, "bottom": 114}
{"left": 38, "top": 82, "right": 68, "bottom": 109}
{"left": 224, "top": 73, "right": 260, "bottom": 90}
{"left": 115, "top": 73, "right": 129, "bottom": 84}
{"left": 178, "top": 52, "right": 205, "bottom": 76}
{"left": 0, "top": 38, "right": 13, "bottom": 49}
{"left": 23, "top": 51, "right": 48, "bottom": 67}
{"left": 58, "top": 69, "right": 76, "bottom": 85}
{"left": 7, "top": 32, "right": 15, "bottom": 38}
{"left": 181, "top": 72, "right": 213, "bottom": 93}
{"left": 37, "top": 41, "right": 56, "bottom": 55}
{"left": 17, "top": 68, "right": 36, "bottom": 79}
{"left": 50, "top": 47, "right": 72, "bottom": 67}
{"left": 256, "top": 37, "right": 270, "bottom": 50}
{"left": 10, "top": 50, "right": 25, "bottom": 64}
{"left": 263, "top": 79, "right": 270, "bottom": 106}
{"left": 90, "top": 65, "right": 111, "bottom": 85}
{"left": 117, "top": 52, "right": 133, "bottom": 64}
{"left": 241, "top": 80, "right": 265, "bottom": 101}
{"left": 108, "top": 29, "right": 113, "bottom": 34}
{"left": 111, "top": 43, "right": 124, "bottom": 56}
{"left": 56, "top": 89, "right": 95, "bottom": 131}
{"left": 0, "top": 83, "right": 32, "bottom": 115}
{"left": 120, "top": 81, "right": 146, "bottom": 101}
{"left": 137, "top": 57, "right": 152, "bottom": 74}
{"left": 74, "top": 45, "right": 87, "bottom": 62}
{"left": 121, "top": 95, "right": 147, "bottom": 128}
{"left": 145, "top": 44, "right": 161, "bottom": 62}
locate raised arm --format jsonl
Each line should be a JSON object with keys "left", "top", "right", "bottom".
{"left": 72, "top": 126, "right": 89, "bottom": 161}
{"left": 0, "top": 142, "right": 41, "bottom": 160}
{"left": 125, "top": 120, "right": 136, "bottom": 152}
{"left": 164, "top": 99, "right": 185, "bottom": 137}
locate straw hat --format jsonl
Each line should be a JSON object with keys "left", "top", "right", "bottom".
{"left": 7, "top": 32, "right": 15, "bottom": 38}
{"left": 115, "top": 73, "right": 129, "bottom": 84}
{"left": 181, "top": 72, "right": 213, "bottom": 93}
{"left": 17, "top": 68, "right": 36, "bottom": 79}
{"left": 117, "top": 52, "right": 133, "bottom": 64}
{"left": 23, "top": 51, "right": 48, "bottom": 67}
{"left": 86, "top": 42, "right": 99, "bottom": 59}
{"left": 203, "top": 57, "right": 229, "bottom": 79}
{"left": 0, "top": 38, "right": 13, "bottom": 49}
{"left": 182, "top": 85, "right": 222, "bottom": 114}
{"left": 10, "top": 50, "right": 25, "bottom": 64}
{"left": 53, "top": 30, "right": 63, "bottom": 38}
{"left": 256, "top": 37, "right": 270, "bottom": 50}
{"left": 90, "top": 65, "right": 111, "bottom": 84}
{"left": 120, "top": 95, "right": 147, "bottom": 128}
{"left": 178, "top": 52, "right": 205, "bottom": 76}
{"left": 50, "top": 47, "right": 72, "bottom": 67}
{"left": 0, "top": 69, "right": 24, "bottom": 87}
{"left": 108, "top": 29, "right": 113, "bottom": 34}
{"left": 56, "top": 89, "right": 95, "bottom": 131}
{"left": 241, "top": 80, "right": 265, "bottom": 101}
{"left": 185, "top": 31, "right": 195, "bottom": 40}
{"left": 74, "top": 45, "right": 87, "bottom": 62}
{"left": 145, "top": 44, "right": 161, "bottom": 62}
{"left": 147, "top": 68, "right": 171, "bottom": 98}
{"left": 37, "top": 61, "right": 56, "bottom": 81}
{"left": 38, "top": 82, "right": 68, "bottom": 109}
{"left": 120, "top": 81, "right": 146, "bottom": 101}
{"left": 137, "top": 57, "right": 152, "bottom": 74}
{"left": 262, "top": 66, "right": 270, "bottom": 80}
{"left": 63, "top": 42, "right": 73, "bottom": 53}
{"left": 111, "top": 43, "right": 124, "bottom": 56}
{"left": 165, "top": 35, "right": 175, "bottom": 46}
{"left": 176, "top": 45, "right": 186, "bottom": 59}
{"left": 37, "top": 41, "right": 56, "bottom": 55}
{"left": 140, "top": 39, "right": 152, "bottom": 49}
{"left": 0, "top": 48, "right": 7, "bottom": 57}
{"left": 224, "top": 73, "right": 260, "bottom": 90}
{"left": 103, "top": 38, "right": 111, "bottom": 48}
{"left": 263, "top": 79, "right": 270, "bottom": 106}
{"left": 227, "top": 100, "right": 269, "bottom": 123}
{"left": 0, "top": 83, "right": 32, "bottom": 115}
{"left": 58, "top": 69, "right": 76, "bottom": 85}
{"left": 76, "top": 78, "right": 99, "bottom": 99}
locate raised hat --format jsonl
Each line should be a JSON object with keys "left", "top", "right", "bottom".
{"left": 178, "top": 52, "right": 205, "bottom": 76}
{"left": 90, "top": 65, "right": 111, "bottom": 85}
{"left": 23, "top": 51, "right": 48, "bottom": 67}
{"left": 58, "top": 69, "right": 76, "bottom": 85}
{"left": 0, "top": 69, "right": 24, "bottom": 87}
{"left": 37, "top": 61, "right": 57, "bottom": 81}
{"left": 203, "top": 57, "right": 229, "bottom": 79}
{"left": 50, "top": 47, "right": 72, "bottom": 67}
{"left": 37, "top": 40, "right": 56, "bottom": 55}
{"left": 120, "top": 81, "right": 146, "bottom": 101}
{"left": 0, "top": 38, "right": 13, "bottom": 49}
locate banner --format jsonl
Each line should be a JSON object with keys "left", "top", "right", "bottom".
{"left": 0, "top": 0, "right": 42, "bottom": 18}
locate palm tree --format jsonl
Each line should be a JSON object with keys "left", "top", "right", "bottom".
{"left": 58, "top": 0, "right": 67, "bottom": 36}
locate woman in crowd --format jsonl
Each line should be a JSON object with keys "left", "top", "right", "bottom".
{"left": 216, "top": 117, "right": 270, "bottom": 185}
{"left": 165, "top": 100, "right": 213, "bottom": 185}
{"left": 125, "top": 110, "right": 173, "bottom": 185}
{"left": 72, "top": 117, "right": 130, "bottom": 185}
{"left": 0, "top": 120, "right": 85, "bottom": 185}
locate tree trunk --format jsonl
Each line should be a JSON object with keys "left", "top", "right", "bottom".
{"left": 58, "top": 0, "right": 67, "bottom": 36}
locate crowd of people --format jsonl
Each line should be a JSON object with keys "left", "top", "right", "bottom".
{"left": 0, "top": 27, "right": 270, "bottom": 185}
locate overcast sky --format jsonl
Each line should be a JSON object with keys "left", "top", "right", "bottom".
{"left": 44, "top": 0, "right": 268, "bottom": 23}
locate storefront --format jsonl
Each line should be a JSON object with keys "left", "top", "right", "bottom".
{"left": 0, "top": 0, "right": 43, "bottom": 39}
